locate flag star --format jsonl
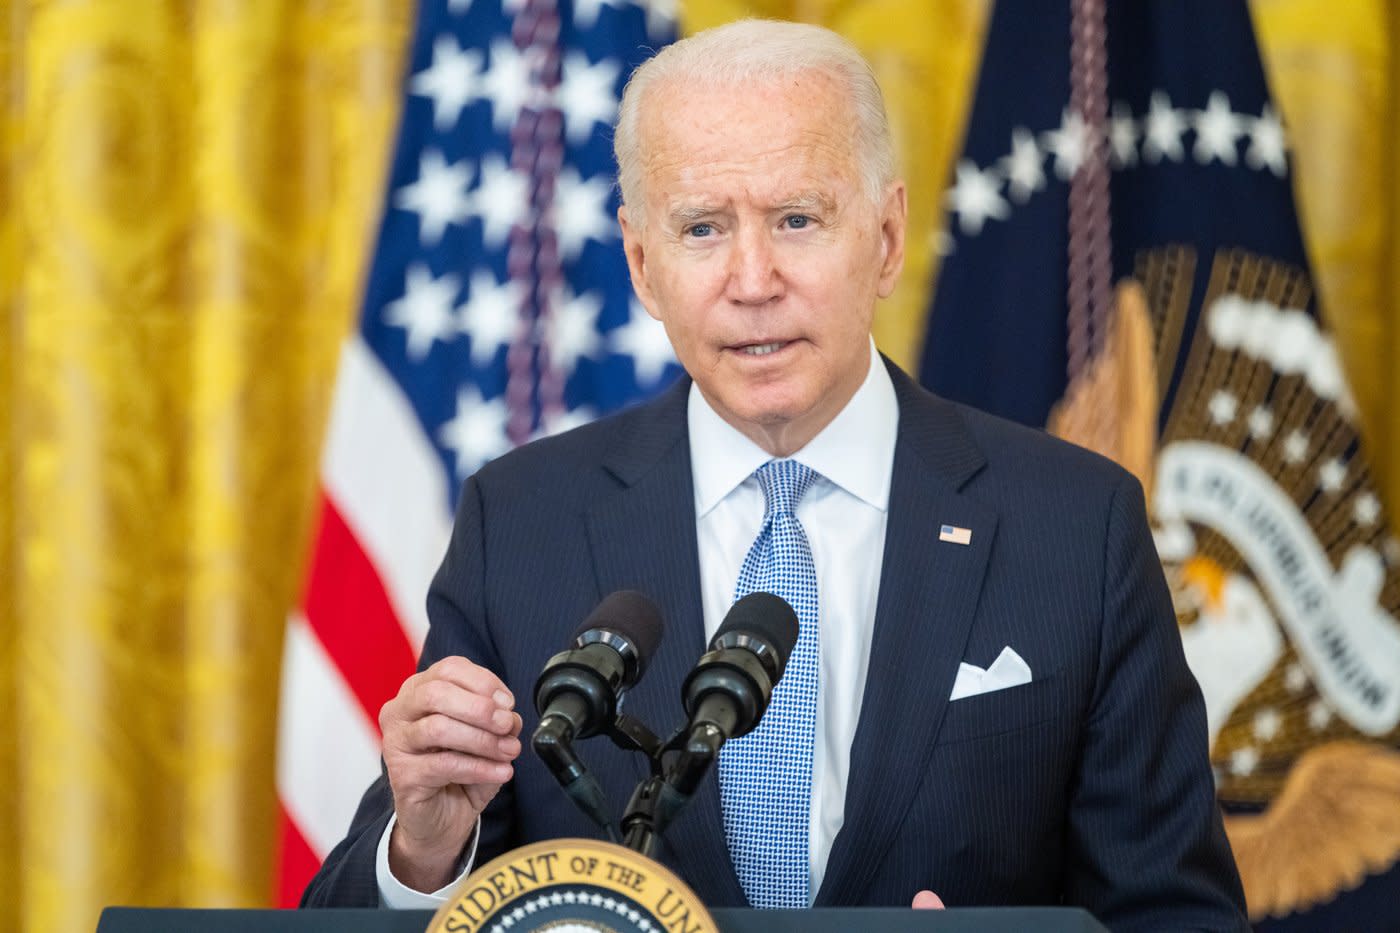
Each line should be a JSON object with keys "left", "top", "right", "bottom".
{"left": 612, "top": 299, "right": 677, "bottom": 387}
{"left": 546, "top": 286, "right": 604, "bottom": 373}
{"left": 468, "top": 154, "right": 531, "bottom": 248}
{"left": 945, "top": 160, "right": 1010, "bottom": 236}
{"left": 1282, "top": 429, "right": 1310, "bottom": 464}
{"left": 458, "top": 270, "right": 524, "bottom": 367}
{"left": 1253, "top": 708, "right": 1282, "bottom": 741}
{"left": 499, "top": 915, "right": 514, "bottom": 929}
{"left": 1207, "top": 390, "right": 1238, "bottom": 425}
{"left": 1192, "top": 92, "right": 1244, "bottom": 165}
{"left": 1143, "top": 91, "right": 1186, "bottom": 163}
{"left": 536, "top": 404, "right": 596, "bottom": 439}
{"left": 638, "top": 0, "right": 678, "bottom": 41}
{"left": 395, "top": 149, "right": 473, "bottom": 247}
{"left": 553, "top": 167, "right": 616, "bottom": 260}
{"left": 1284, "top": 663, "right": 1308, "bottom": 693}
{"left": 1246, "top": 104, "right": 1288, "bottom": 177}
{"left": 410, "top": 35, "right": 484, "bottom": 132}
{"left": 1042, "top": 108, "right": 1091, "bottom": 181}
{"left": 1229, "top": 746, "right": 1259, "bottom": 776}
{"left": 573, "top": 0, "right": 627, "bottom": 28}
{"left": 523, "top": 900, "right": 538, "bottom": 914}
{"left": 549, "top": 892, "right": 565, "bottom": 906}
{"left": 1308, "top": 699, "right": 1332, "bottom": 730}
{"left": 383, "top": 264, "right": 461, "bottom": 359}
{"left": 1109, "top": 102, "right": 1138, "bottom": 168}
{"left": 1247, "top": 406, "right": 1274, "bottom": 438}
{"left": 590, "top": 893, "right": 606, "bottom": 906}
{"left": 626, "top": 908, "right": 641, "bottom": 922}
{"left": 1318, "top": 457, "right": 1347, "bottom": 493}
{"left": 511, "top": 906, "right": 527, "bottom": 920}
{"left": 439, "top": 385, "right": 511, "bottom": 478}
{"left": 481, "top": 39, "right": 540, "bottom": 132}
{"left": 1000, "top": 128, "right": 1045, "bottom": 203}
{"left": 1355, "top": 492, "right": 1382, "bottom": 526}
{"left": 558, "top": 51, "right": 621, "bottom": 145}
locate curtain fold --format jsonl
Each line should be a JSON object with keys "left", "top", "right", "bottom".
{"left": 0, "top": 2, "right": 412, "bottom": 930}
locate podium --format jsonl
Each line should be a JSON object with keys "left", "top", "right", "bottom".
{"left": 98, "top": 907, "right": 1109, "bottom": 932}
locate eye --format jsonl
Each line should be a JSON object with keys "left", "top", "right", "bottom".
{"left": 784, "top": 214, "right": 812, "bottom": 230}
{"left": 686, "top": 223, "right": 714, "bottom": 238}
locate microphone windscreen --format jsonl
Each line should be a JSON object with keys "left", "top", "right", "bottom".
{"left": 714, "top": 592, "right": 799, "bottom": 670}
{"left": 574, "top": 590, "right": 664, "bottom": 670}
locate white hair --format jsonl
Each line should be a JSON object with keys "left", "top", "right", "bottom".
{"left": 613, "top": 19, "right": 897, "bottom": 222}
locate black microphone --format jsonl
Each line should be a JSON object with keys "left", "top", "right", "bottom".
{"left": 681, "top": 591, "right": 799, "bottom": 744}
{"left": 662, "top": 592, "right": 799, "bottom": 808}
{"left": 533, "top": 590, "right": 664, "bottom": 742}
{"left": 532, "top": 591, "right": 663, "bottom": 838}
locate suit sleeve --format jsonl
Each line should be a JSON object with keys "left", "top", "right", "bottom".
{"left": 1064, "top": 474, "right": 1249, "bottom": 931}
{"left": 301, "top": 474, "right": 520, "bottom": 906}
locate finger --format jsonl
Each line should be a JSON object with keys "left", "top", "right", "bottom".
{"left": 425, "top": 656, "right": 514, "bottom": 707}
{"left": 396, "top": 749, "right": 514, "bottom": 790}
{"left": 404, "top": 713, "right": 523, "bottom": 760}
{"left": 401, "top": 678, "right": 520, "bottom": 736}
{"left": 911, "top": 890, "right": 945, "bottom": 910}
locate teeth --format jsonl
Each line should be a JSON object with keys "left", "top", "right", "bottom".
{"left": 742, "top": 342, "right": 784, "bottom": 356}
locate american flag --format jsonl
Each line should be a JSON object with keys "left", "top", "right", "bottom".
{"left": 273, "top": 0, "right": 679, "bottom": 904}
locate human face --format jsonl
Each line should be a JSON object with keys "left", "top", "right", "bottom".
{"left": 619, "top": 71, "right": 906, "bottom": 456}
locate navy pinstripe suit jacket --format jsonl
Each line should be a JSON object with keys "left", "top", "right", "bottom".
{"left": 304, "top": 359, "right": 1248, "bottom": 931}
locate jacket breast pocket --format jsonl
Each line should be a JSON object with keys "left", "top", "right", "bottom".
{"left": 934, "top": 675, "right": 1061, "bottom": 745}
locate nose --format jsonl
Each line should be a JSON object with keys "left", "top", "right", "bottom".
{"left": 725, "top": 225, "right": 783, "bottom": 306}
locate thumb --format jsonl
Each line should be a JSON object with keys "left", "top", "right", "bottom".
{"left": 912, "top": 890, "right": 945, "bottom": 910}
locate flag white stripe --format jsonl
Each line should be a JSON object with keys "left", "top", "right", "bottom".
{"left": 276, "top": 614, "right": 386, "bottom": 858}
{"left": 321, "top": 337, "right": 453, "bottom": 652}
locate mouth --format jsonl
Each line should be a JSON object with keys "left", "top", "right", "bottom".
{"left": 732, "top": 340, "right": 793, "bottom": 357}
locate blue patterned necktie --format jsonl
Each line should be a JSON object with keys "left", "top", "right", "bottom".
{"left": 719, "top": 458, "right": 820, "bottom": 908}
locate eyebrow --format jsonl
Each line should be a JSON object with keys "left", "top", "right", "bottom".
{"left": 668, "top": 204, "right": 726, "bottom": 224}
{"left": 775, "top": 192, "right": 838, "bottom": 214}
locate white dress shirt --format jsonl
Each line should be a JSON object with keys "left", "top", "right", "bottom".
{"left": 378, "top": 340, "right": 897, "bottom": 906}
{"left": 690, "top": 339, "right": 895, "bottom": 900}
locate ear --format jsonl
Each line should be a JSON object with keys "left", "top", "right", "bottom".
{"left": 618, "top": 205, "right": 661, "bottom": 321}
{"left": 875, "top": 181, "right": 907, "bottom": 300}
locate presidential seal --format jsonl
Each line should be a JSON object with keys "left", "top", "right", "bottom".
{"left": 426, "top": 839, "right": 717, "bottom": 933}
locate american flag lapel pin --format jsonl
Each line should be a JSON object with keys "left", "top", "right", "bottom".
{"left": 939, "top": 524, "right": 972, "bottom": 546}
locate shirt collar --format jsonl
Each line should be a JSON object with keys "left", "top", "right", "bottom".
{"left": 689, "top": 338, "right": 898, "bottom": 517}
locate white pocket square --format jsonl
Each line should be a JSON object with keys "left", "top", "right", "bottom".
{"left": 949, "top": 646, "right": 1032, "bottom": 701}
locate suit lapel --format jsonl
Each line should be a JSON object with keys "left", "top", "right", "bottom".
{"left": 817, "top": 365, "right": 998, "bottom": 906}
{"left": 582, "top": 378, "right": 747, "bottom": 905}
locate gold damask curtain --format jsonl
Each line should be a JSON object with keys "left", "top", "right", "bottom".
{"left": 0, "top": 2, "right": 1394, "bottom": 933}
{"left": 0, "top": 2, "right": 413, "bottom": 931}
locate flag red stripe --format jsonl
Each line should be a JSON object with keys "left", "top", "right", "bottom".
{"left": 301, "top": 492, "right": 419, "bottom": 732}
{"left": 275, "top": 802, "right": 322, "bottom": 907}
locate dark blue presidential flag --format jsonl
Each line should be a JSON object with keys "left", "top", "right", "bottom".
{"left": 921, "top": 2, "right": 1400, "bottom": 929}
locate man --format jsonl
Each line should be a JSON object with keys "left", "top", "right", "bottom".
{"left": 305, "top": 20, "right": 1248, "bottom": 928}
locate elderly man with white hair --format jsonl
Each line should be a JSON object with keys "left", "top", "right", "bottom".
{"left": 304, "top": 20, "right": 1248, "bottom": 929}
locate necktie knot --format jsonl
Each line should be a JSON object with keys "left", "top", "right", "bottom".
{"left": 755, "top": 459, "right": 818, "bottom": 521}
